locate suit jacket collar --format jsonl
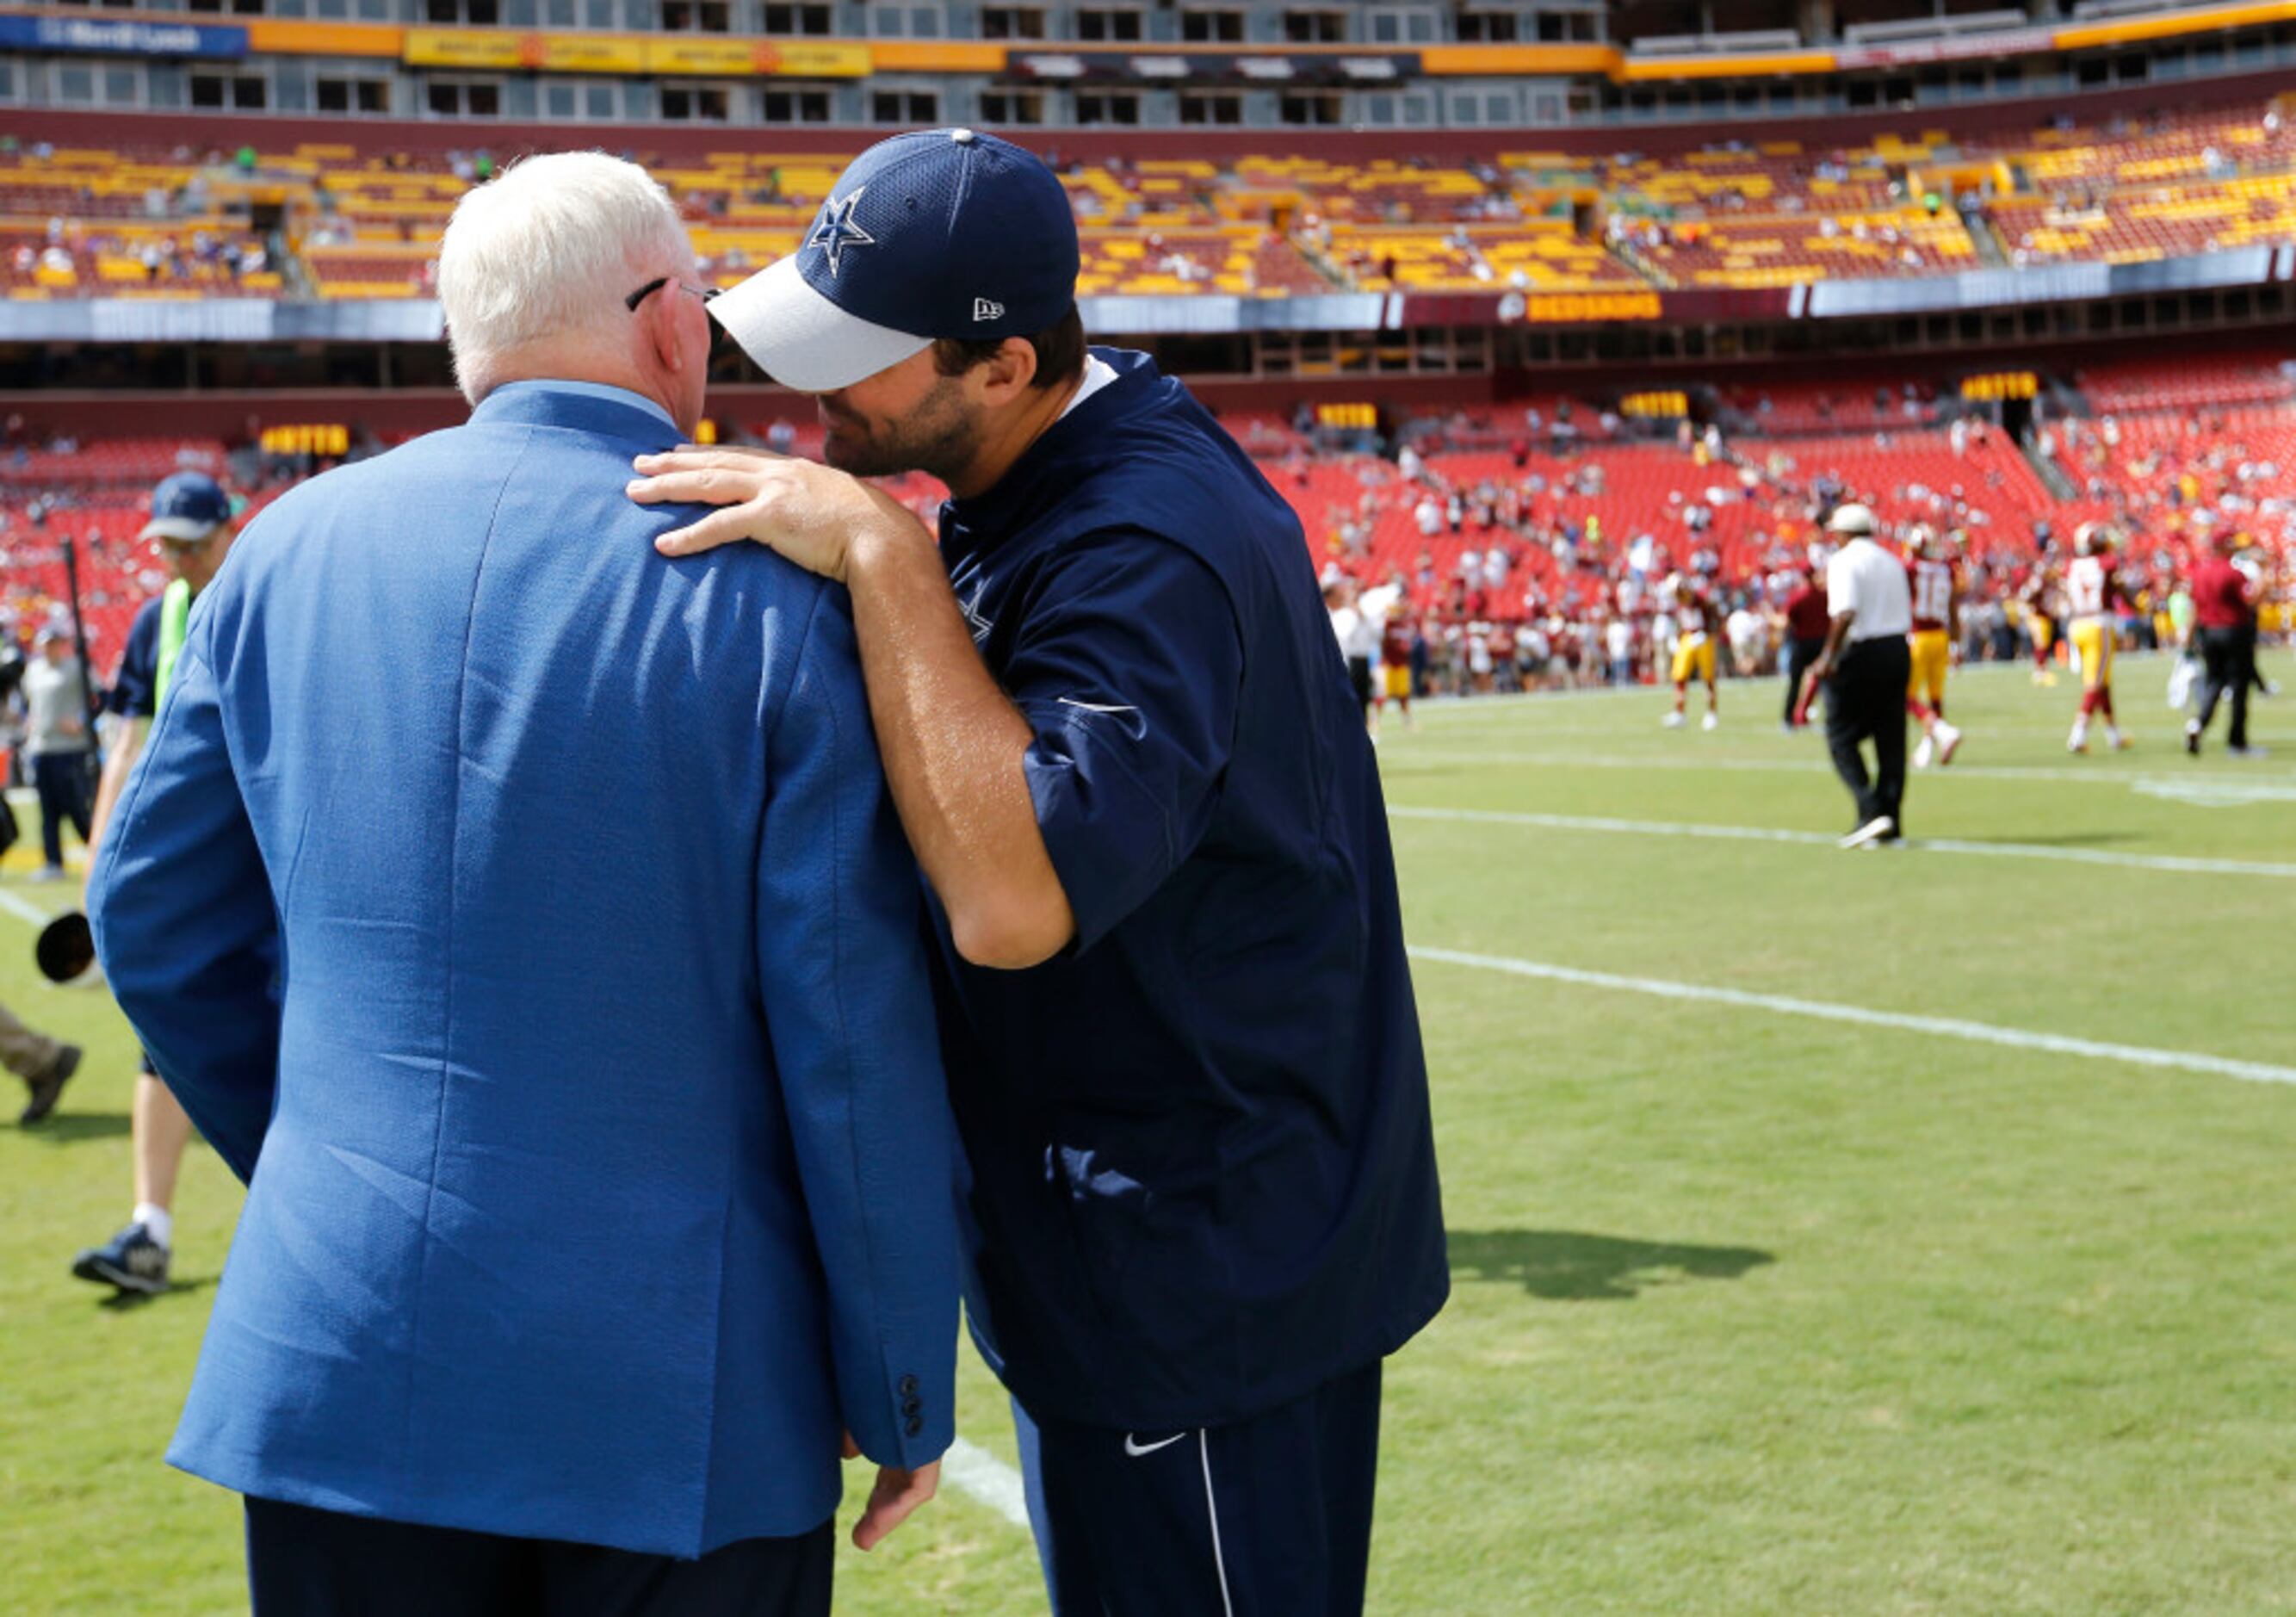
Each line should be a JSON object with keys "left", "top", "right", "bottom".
{"left": 472, "top": 381, "right": 680, "bottom": 447}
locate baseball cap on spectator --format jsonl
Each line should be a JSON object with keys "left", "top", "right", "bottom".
{"left": 142, "top": 472, "right": 232, "bottom": 542}
{"left": 1827, "top": 503, "right": 1878, "bottom": 537}
{"left": 709, "top": 127, "right": 1080, "bottom": 393}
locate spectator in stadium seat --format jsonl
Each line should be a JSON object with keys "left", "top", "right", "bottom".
{"left": 631, "top": 127, "right": 1446, "bottom": 1617}
{"left": 87, "top": 152, "right": 956, "bottom": 1616}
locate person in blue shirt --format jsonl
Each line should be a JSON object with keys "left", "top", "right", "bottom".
{"left": 89, "top": 152, "right": 958, "bottom": 1616}
{"left": 632, "top": 129, "right": 1447, "bottom": 1617}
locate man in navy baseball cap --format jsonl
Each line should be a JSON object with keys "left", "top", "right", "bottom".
{"left": 139, "top": 470, "right": 233, "bottom": 544}
{"left": 69, "top": 466, "right": 241, "bottom": 1299}
{"left": 638, "top": 126, "right": 1448, "bottom": 1616}
{"left": 709, "top": 127, "right": 1080, "bottom": 395}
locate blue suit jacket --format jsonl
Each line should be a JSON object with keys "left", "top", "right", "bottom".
{"left": 88, "top": 383, "right": 958, "bottom": 1558}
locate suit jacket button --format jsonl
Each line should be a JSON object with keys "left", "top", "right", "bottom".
{"left": 905, "top": 1416, "right": 925, "bottom": 1438}
{"left": 899, "top": 1374, "right": 919, "bottom": 1396}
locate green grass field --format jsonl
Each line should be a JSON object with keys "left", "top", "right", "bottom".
{"left": 3, "top": 650, "right": 2292, "bottom": 1614}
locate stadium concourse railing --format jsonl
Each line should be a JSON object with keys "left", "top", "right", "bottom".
{"left": 0, "top": 242, "right": 2290, "bottom": 344}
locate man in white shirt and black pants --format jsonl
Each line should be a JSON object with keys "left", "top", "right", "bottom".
{"left": 1810, "top": 504, "right": 1914, "bottom": 848}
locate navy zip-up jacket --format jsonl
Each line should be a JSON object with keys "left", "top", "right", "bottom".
{"left": 933, "top": 348, "right": 1448, "bottom": 1429}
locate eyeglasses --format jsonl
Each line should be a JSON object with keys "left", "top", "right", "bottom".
{"left": 624, "top": 276, "right": 720, "bottom": 313}
{"left": 627, "top": 276, "right": 729, "bottom": 363}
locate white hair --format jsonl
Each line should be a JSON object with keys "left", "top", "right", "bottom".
{"left": 436, "top": 152, "right": 690, "bottom": 402}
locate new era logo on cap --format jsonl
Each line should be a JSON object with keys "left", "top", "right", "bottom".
{"left": 706, "top": 127, "right": 1081, "bottom": 393}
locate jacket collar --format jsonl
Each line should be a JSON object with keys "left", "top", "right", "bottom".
{"left": 944, "top": 347, "right": 1160, "bottom": 542}
{"left": 470, "top": 380, "right": 681, "bottom": 447}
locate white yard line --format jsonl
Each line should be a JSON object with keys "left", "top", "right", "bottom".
{"left": 942, "top": 1436, "right": 1032, "bottom": 1529}
{"left": 1381, "top": 748, "right": 2296, "bottom": 789}
{"left": 1387, "top": 804, "right": 2296, "bottom": 879}
{"left": 1408, "top": 945, "right": 2296, "bottom": 1087}
{"left": 0, "top": 885, "right": 58, "bottom": 927}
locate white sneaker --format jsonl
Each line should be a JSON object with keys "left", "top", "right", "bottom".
{"left": 1700, "top": 711, "right": 1718, "bottom": 731}
{"left": 1932, "top": 721, "right": 1961, "bottom": 765}
{"left": 1912, "top": 736, "right": 1935, "bottom": 770}
{"left": 1662, "top": 710, "right": 1685, "bottom": 728}
{"left": 2230, "top": 745, "right": 2271, "bottom": 759}
{"left": 1839, "top": 815, "right": 1896, "bottom": 850}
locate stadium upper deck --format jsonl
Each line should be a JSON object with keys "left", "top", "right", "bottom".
{"left": 3, "top": 90, "right": 2290, "bottom": 304}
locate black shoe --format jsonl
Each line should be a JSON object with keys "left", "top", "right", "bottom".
{"left": 2185, "top": 726, "right": 2201, "bottom": 756}
{"left": 71, "top": 1223, "right": 170, "bottom": 1295}
{"left": 19, "top": 1044, "right": 80, "bottom": 1125}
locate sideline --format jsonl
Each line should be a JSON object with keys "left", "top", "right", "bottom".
{"left": 1379, "top": 749, "right": 2296, "bottom": 790}
{"left": 941, "top": 1436, "right": 1031, "bottom": 1530}
{"left": 1387, "top": 804, "right": 2296, "bottom": 879}
{"left": 1408, "top": 945, "right": 2296, "bottom": 1087}
{"left": 0, "top": 885, "right": 59, "bottom": 928}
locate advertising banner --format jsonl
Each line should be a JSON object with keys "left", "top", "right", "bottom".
{"left": 0, "top": 15, "right": 246, "bottom": 58}
{"left": 1011, "top": 48, "right": 1418, "bottom": 84}
{"left": 402, "top": 28, "right": 869, "bottom": 76}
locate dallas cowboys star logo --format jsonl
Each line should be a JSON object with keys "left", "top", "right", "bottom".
{"left": 958, "top": 577, "right": 993, "bottom": 645}
{"left": 807, "top": 187, "right": 876, "bottom": 276}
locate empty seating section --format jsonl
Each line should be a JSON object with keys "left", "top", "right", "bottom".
{"left": 1621, "top": 208, "right": 1977, "bottom": 288}
{"left": 1600, "top": 144, "right": 1903, "bottom": 219}
{"left": 1329, "top": 221, "right": 1642, "bottom": 292}
{"left": 1076, "top": 228, "right": 1326, "bottom": 296}
{"left": 1228, "top": 158, "right": 1503, "bottom": 226}
{"left": 2077, "top": 356, "right": 2296, "bottom": 414}
{"left": 2018, "top": 105, "right": 2296, "bottom": 189}
{"left": 1723, "top": 381, "right": 1942, "bottom": 435}
{"left": 1995, "top": 172, "right": 2296, "bottom": 265}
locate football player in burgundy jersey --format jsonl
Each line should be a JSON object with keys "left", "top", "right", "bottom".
{"left": 1903, "top": 526, "right": 1965, "bottom": 768}
{"left": 1662, "top": 573, "right": 1723, "bottom": 731}
{"left": 2064, "top": 523, "right": 2132, "bottom": 753}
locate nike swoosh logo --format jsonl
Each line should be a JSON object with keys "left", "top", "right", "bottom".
{"left": 1123, "top": 1432, "right": 1188, "bottom": 1458}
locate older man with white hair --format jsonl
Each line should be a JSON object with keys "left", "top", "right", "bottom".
{"left": 85, "top": 151, "right": 959, "bottom": 1616}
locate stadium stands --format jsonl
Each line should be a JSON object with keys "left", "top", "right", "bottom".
{"left": 1616, "top": 208, "right": 1979, "bottom": 289}
{"left": 0, "top": 350, "right": 2285, "bottom": 680}
{"left": 3, "top": 90, "right": 2291, "bottom": 303}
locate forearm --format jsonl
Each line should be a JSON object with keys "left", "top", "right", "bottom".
{"left": 1818, "top": 613, "right": 1854, "bottom": 666}
{"left": 83, "top": 718, "right": 145, "bottom": 894}
{"left": 846, "top": 522, "right": 1074, "bottom": 970}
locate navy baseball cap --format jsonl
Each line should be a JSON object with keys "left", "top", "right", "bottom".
{"left": 141, "top": 471, "right": 232, "bottom": 542}
{"left": 710, "top": 127, "right": 1080, "bottom": 393}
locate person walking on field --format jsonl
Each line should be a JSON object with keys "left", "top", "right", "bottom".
{"left": 20, "top": 627, "right": 93, "bottom": 880}
{"left": 1810, "top": 504, "right": 1915, "bottom": 849}
{"left": 2, "top": 1000, "right": 79, "bottom": 1124}
{"left": 2185, "top": 531, "right": 2267, "bottom": 758}
{"left": 69, "top": 470, "right": 240, "bottom": 1296}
